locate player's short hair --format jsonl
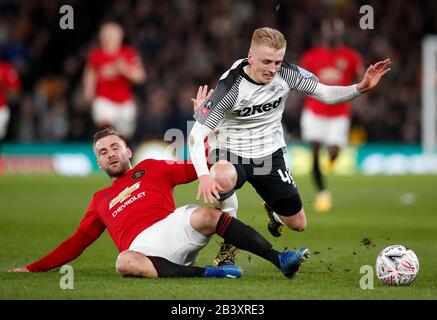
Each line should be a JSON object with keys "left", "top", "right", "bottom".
{"left": 93, "top": 128, "right": 126, "bottom": 148}
{"left": 250, "top": 27, "right": 287, "bottom": 50}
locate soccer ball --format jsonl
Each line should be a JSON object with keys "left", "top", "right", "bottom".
{"left": 375, "top": 245, "right": 419, "bottom": 286}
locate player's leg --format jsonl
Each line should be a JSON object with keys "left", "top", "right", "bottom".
{"left": 314, "top": 115, "right": 349, "bottom": 212}
{"left": 300, "top": 108, "right": 332, "bottom": 212}
{"left": 116, "top": 250, "right": 159, "bottom": 277}
{"left": 327, "top": 145, "right": 340, "bottom": 168}
{"left": 210, "top": 160, "right": 238, "bottom": 217}
{"left": 198, "top": 208, "right": 310, "bottom": 278}
{"left": 126, "top": 205, "right": 242, "bottom": 278}
{"left": 116, "top": 249, "right": 238, "bottom": 278}
{"left": 209, "top": 150, "right": 248, "bottom": 266}
{"left": 267, "top": 194, "right": 307, "bottom": 232}
{"left": 251, "top": 149, "right": 307, "bottom": 235}
{"left": 310, "top": 140, "right": 326, "bottom": 191}
{"left": 311, "top": 140, "right": 333, "bottom": 213}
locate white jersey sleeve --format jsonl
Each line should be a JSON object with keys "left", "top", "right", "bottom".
{"left": 278, "top": 61, "right": 319, "bottom": 95}
{"left": 309, "top": 83, "right": 361, "bottom": 104}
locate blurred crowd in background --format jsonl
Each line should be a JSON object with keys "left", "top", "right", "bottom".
{"left": 1, "top": 0, "right": 436, "bottom": 145}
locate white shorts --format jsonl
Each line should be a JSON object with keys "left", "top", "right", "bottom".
{"left": 128, "top": 205, "right": 210, "bottom": 266}
{"left": 0, "top": 107, "right": 10, "bottom": 140}
{"left": 92, "top": 97, "right": 136, "bottom": 137}
{"left": 300, "top": 108, "right": 350, "bottom": 147}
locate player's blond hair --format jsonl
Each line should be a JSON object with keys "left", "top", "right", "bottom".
{"left": 250, "top": 27, "right": 287, "bottom": 50}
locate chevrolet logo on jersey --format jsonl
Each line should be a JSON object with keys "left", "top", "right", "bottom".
{"left": 233, "top": 97, "right": 282, "bottom": 117}
{"left": 109, "top": 182, "right": 141, "bottom": 209}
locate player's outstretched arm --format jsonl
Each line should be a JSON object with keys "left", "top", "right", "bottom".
{"left": 356, "top": 58, "right": 391, "bottom": 93}
{"left": 8, "top": 227, "right": 103, "bottom": 272}
{"left": 8, "top": 267, "right": 29, "bottom": 272}
{"left": 308, "top": 58, "right": 391, "bottom": 105}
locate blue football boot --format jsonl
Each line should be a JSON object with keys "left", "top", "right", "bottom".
{"left": 279, "top": 248, "right": 310, "bottom": 278}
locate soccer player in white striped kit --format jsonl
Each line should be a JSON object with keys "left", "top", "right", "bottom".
{"left": 188, "top": 27, "right": 391, "bottom": 265}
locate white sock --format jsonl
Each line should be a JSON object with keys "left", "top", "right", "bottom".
{"left": 214, "top": 192, "right": 238, "bottom": 218}
{"left": 272, "top": 211, "right": 285, "bottom": 225}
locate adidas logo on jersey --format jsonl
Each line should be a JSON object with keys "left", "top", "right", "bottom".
{"left": 233, "top": 97, "right": 282, "bottom": 117}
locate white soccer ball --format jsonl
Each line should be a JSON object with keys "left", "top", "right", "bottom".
{"left": 375, "top": 245, "right": 419, "bottom": 286}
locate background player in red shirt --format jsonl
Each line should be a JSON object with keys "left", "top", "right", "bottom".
{"left": 299, "top": 19, "right": 364, "bottom": 212}
{"left": 9, "top": 128, "right": 310, "bottom": 279}
{"left": 0, "top": 59, "right": 20, "bottom": 140}
{"left": 83, "top": 22, "right": 146, "bottom": 141}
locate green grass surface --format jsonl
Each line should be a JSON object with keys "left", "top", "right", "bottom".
{"left": 1, "top": 173, "right": 436, "bottom": 299}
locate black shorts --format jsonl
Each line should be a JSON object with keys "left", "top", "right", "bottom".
{"left": 210, "top": 148, "right": 300, "bottom": 207}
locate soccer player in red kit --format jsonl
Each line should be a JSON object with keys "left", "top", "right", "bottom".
{"left": 0, "top": 59, "right": 20, "bottom": 140}
{"left": 83, "top": 22, "right": 146, "bottom": 140}
{"left": 9, "top": 128, "right": 310, "bottom": 279}
{"left": 299, "top": 19, "right": 364, "bottom": 212}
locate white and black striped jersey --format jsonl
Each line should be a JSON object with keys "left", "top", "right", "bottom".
{"left": 193, "top": 58, "right": 319, "bottom": 159}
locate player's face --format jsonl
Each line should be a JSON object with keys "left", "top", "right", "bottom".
{"left": 248, "top": 44, "right": 286, "bottom": 84}
{"left": 94, "top": 135, "right": 132, "bottom": 179}
{"left": 99, "top": 24, "right": 123, "bottom": 52}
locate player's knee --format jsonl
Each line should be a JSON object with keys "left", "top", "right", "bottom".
{"left": 116, "top": 250, "right": 154, "bottom": 277}
{"left": 211, "top": 160, "right": 237, "bottom": 193}
{"left": 269, "top": 195, "right": 307, "bottom": 231}
{"left": 116, "top": 250, "right": 135, "bottom": 275}
{"left": 279, "top": 209, "right": 307, "bottom": 232}
{"left": 290, "top": 212, "right": 307, "bottom": 232}
{"left": 191, "top": 207, "right": 222, "bottom": 235}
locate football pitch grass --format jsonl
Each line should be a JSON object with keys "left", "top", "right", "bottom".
{"left": 0, "top": 173, "right": 436, "bottom": 300}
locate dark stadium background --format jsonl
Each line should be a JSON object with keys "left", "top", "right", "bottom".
{"left": 1, "top": 0, "right": 435, "bottom": 144}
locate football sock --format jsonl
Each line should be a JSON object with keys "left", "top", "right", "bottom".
{"left": 216, "top": 213, "right": 281, "bottom": 268}
{"left": 148, "top": 256, "right": 204, "bottom": 278}
{"left": 218, "top": 192, "right": 238, "bottom": 218}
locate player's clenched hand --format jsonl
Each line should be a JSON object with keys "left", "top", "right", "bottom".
{"left": 191, "top": 85, "right": 214, "bottom": 112}
{"left": 8, "top": 267, "right": 29, "bottom": 272}
{"left": 357, "top": 58, "right": 391, "bottom": 93}
{"left": 197, "top": 174, "right": 223, "bottom": 204}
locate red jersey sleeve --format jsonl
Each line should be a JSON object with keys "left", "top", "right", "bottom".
{"left": 26, "top": 199, "right": 106, "bottom": 272}
{"left": 161, "top": 160, "right": 198, "bottom": 186}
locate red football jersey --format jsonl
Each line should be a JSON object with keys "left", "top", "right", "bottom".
{"left": 299, "top": 45, "right": 363, "bottom": 117}
{"left": 87, "top": 46, "right": 142, "bottom": 103}
{"left": 83, "top": 159, "right": 197, "bottom": 252}
{"left": 0, "top": 61, "right": 20, "bottom": 108}
{"left": 26, "top": 159, "right": 197, "bottom": 272}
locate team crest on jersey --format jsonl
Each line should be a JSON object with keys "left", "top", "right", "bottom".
{"left": 238, "top": 99, "right": 250, "bottom": 108}
{"left": 270, "top": 84, "right": 284, "bottom": 94}
{"left": 131, "top": 169, "right": 145, "bottom": 180}
{"left": 109, "top": 182, "right": 141, "bottom": 209}
{"left": 297, "top": 66, "right": 315, "bottom": 79}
